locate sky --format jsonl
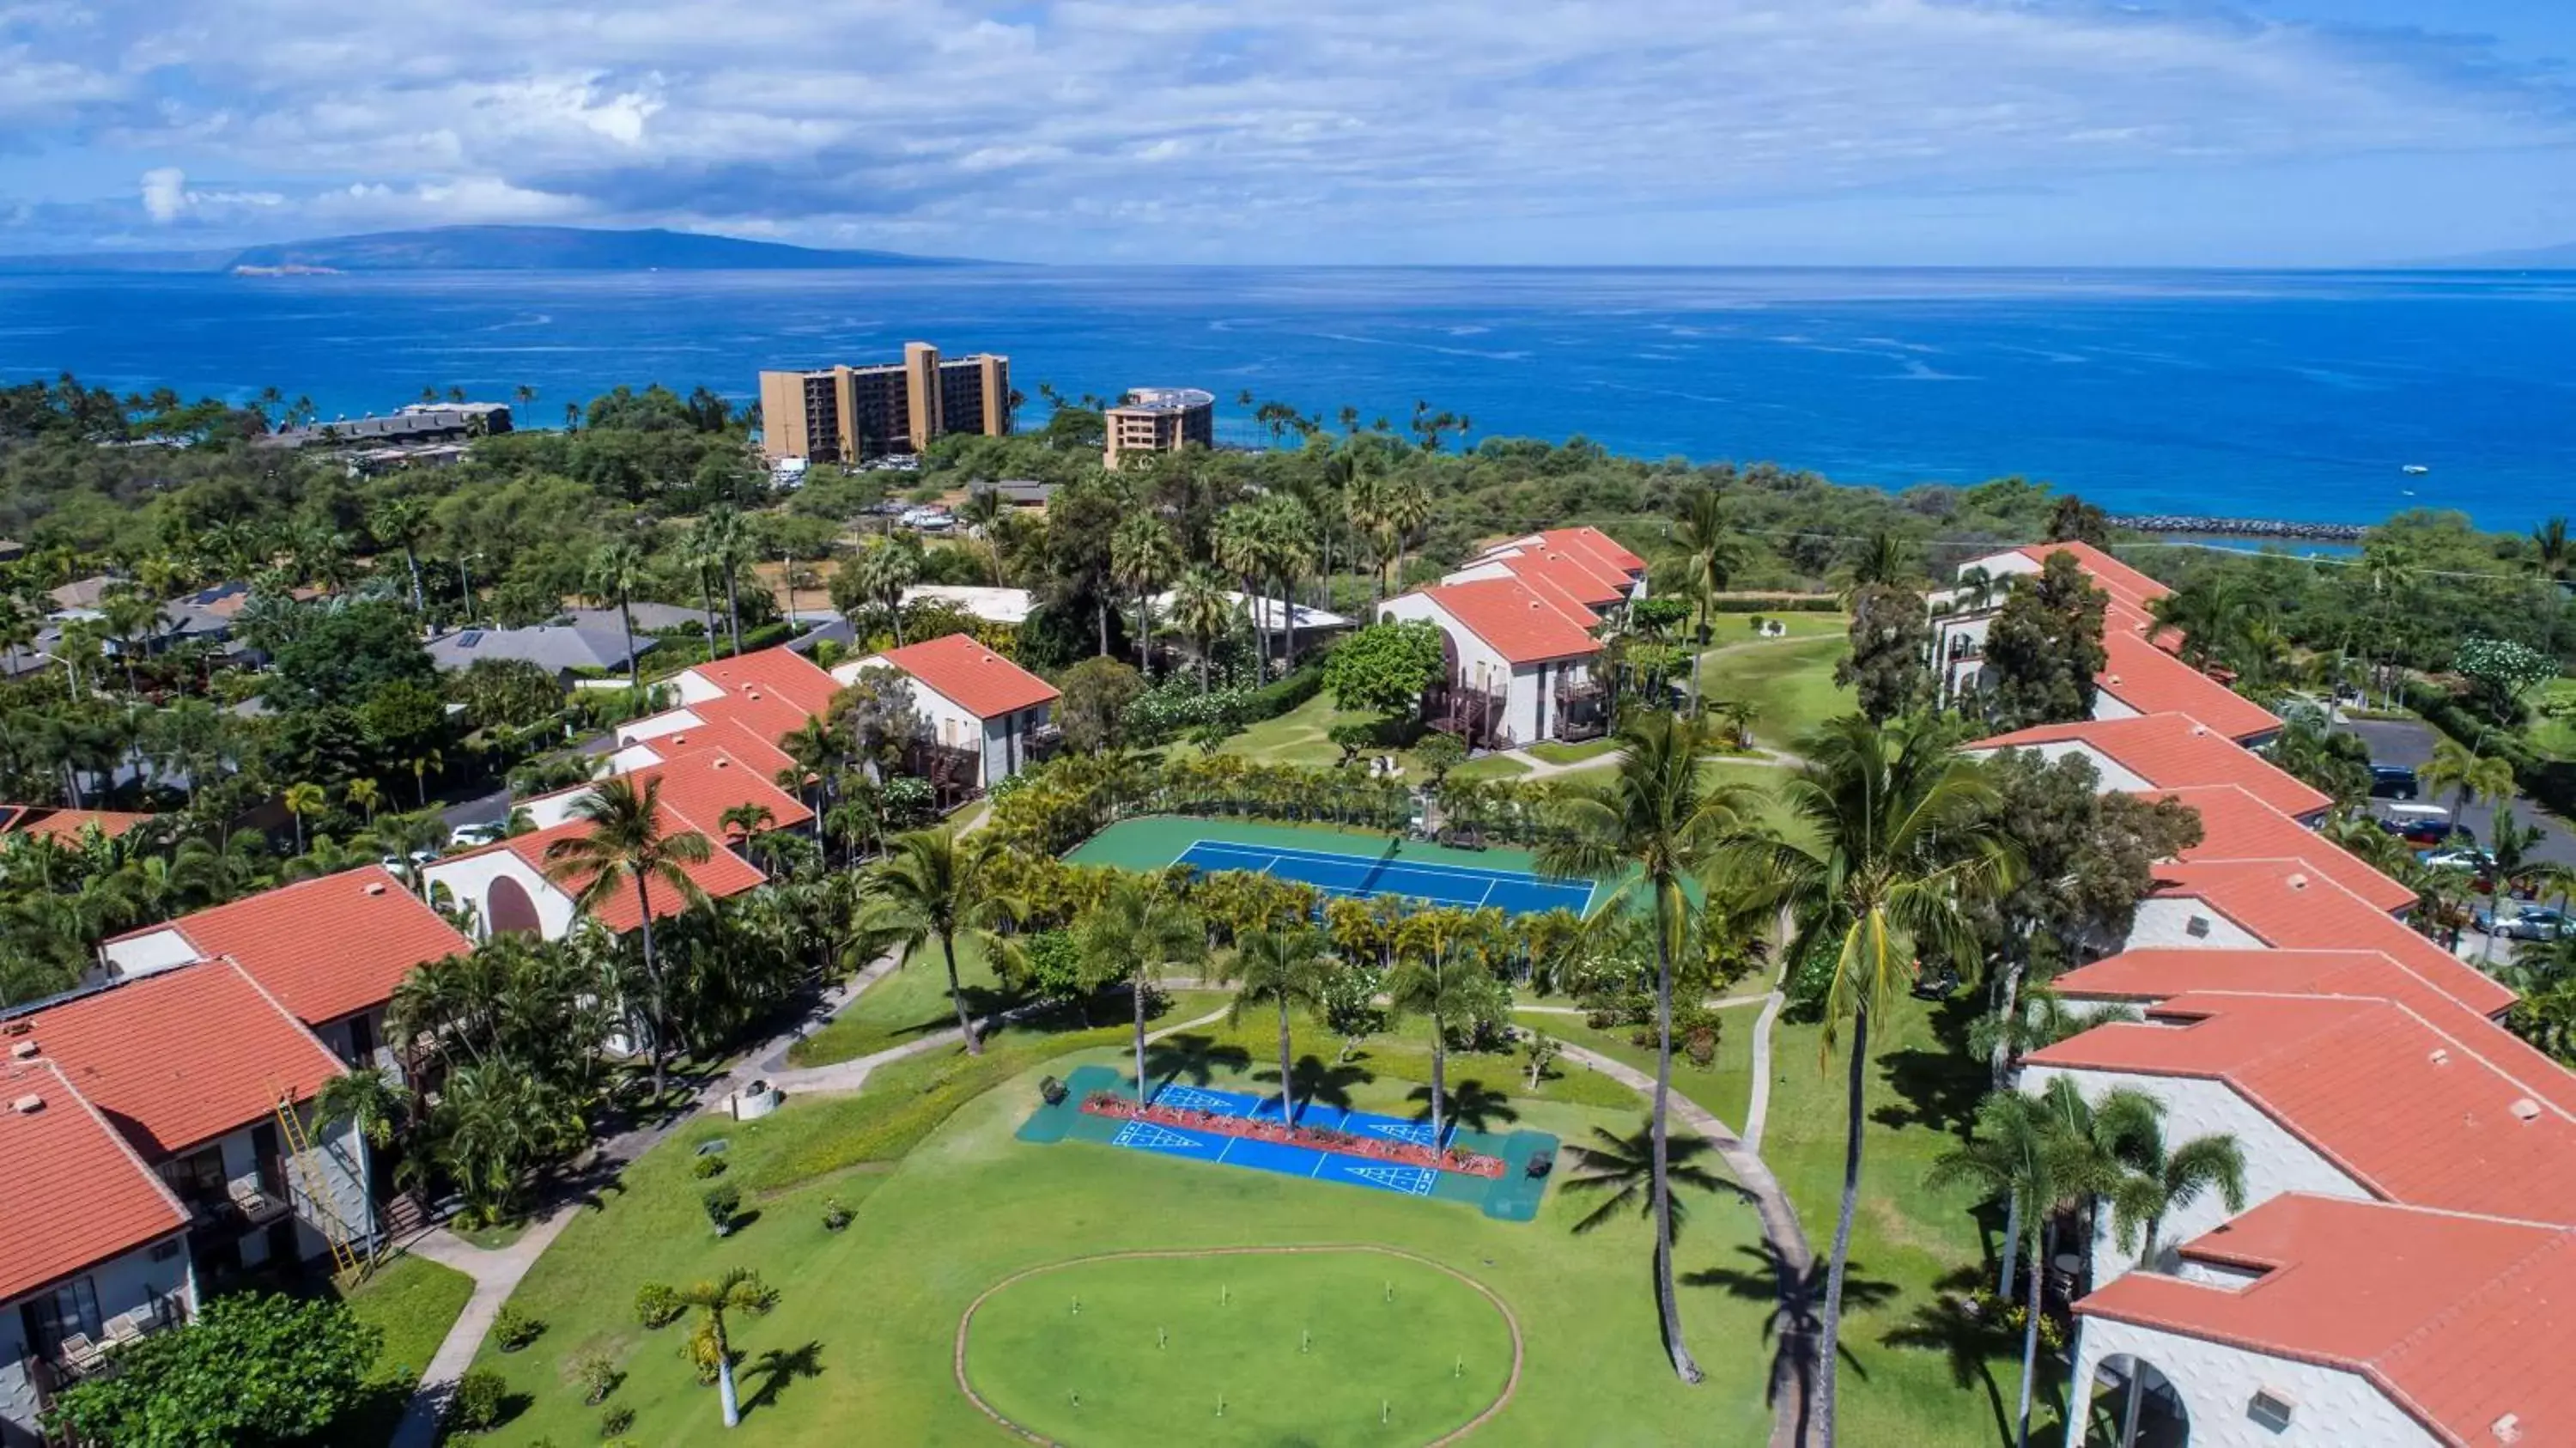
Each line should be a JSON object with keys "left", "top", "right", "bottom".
{"left": 2, "top": 0, "right": 2573, "bottom": 265}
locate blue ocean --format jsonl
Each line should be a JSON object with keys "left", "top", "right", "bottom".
{"left": 1, "top": 265, "right": 2569, "bottom": 527}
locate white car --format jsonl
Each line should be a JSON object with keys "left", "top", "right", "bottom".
{"left": 900, "top": 506, "right": 956, "bottom": 532}
{"left": 448, "top": 823, "right": 504, "bottom": 849}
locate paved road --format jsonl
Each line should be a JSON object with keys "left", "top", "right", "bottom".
{"left": 2338, "top": 718, "right": 2576, "bottom": 867}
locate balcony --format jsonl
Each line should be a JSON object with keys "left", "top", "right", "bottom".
{"left": 25, "top": 1291, "right": 191, "bottom": 1403}
{"left": 905, "top": 739, "right": 987, "bottom": 812}
{"left": 1552, "top": 677, "right": 1608, "bottom": 742}
{"left": 1425, "top": 682, "right": 1510, "bottom": 751}
{"left": 1024, "top": 722, "right": 1065, "bottom": 761}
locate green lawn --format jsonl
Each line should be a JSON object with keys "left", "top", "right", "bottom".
{"left": 787, "top": 935, "right": 1018, "bottom": 1068}
{"left": 331, "top": 1253, "right": 476, "bottom": 1446}
{"left": 962, "top": 1249, "right": 1514, "bottom": 1445}
{"left": 1216, "top": 694, "right": 1522, "bottom": 779}
{"left": 1702, "top": 635, "right": 1853, "bottom": 751}
{"left": 2530, "top": 678, "right": 2576, "bottom": 760}
{"left": 1526, "top": 738, "right": 1619, "bottom": 766}
{"left": 462, "top": 1014, "right": 1790, "bottom": 1446}
{"left": 1517, "top": 1011, "right": 1760, "bottom": 1141}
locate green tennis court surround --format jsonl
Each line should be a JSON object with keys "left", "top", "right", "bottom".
{"left": 1066, "top": 816, "right": 1601, "bottom": 917}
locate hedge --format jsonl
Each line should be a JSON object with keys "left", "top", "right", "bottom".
{"left": 1710, "top": 594, "right": 1841, "bottom": 613}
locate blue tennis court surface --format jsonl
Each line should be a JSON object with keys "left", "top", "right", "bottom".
{"left": 1177, "top": 839, "right": 1595, "bottom": 917}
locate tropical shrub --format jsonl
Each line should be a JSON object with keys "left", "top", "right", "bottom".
{"left": 822, "top": 1196, "right": 854, "bottom": 1232}
{"left": 690, "top": 1153, "right": 728, "bottom": 1179}
{"left": 447, "top": 1369, "right": 511, "bottom": 1434}
{"left": 492, "top": 1305, "right": 544, "bottom": 1353}
{"left": 572, "top": 1348, "right": 620, "bottom": 1403}
{"left": 702, "top": 1183, "right": 743, "bottom": 1236}
{"left": 599, "top": 1405, "right": 636, "bottom": 1439}
{"left": 635, "top": 1283, "right": 683, "bottom": 1329}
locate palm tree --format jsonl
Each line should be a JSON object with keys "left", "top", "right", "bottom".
{"left": 345, "top": 776, "right": 383, "bottom": 824}
{"left": 1536, "top": 712, "right": 1755, "bottom": 1383}
{"left": 1727, "top": 715, "right": 2014, "bottom": 1441}
{"left": 854, "top": 827, "right": 1024, "bottom": 1056}
{"left": 541, "top": 776, "right": 712, "bottom": 1099}
{"left": 668, "top": 1268, "right": 779, "bottom": 1428}
{"left": 1110, "top": 515, "right": 1182, "bottom": 682}
{"left": 314, "top": 1068, "right": 406, "bottom": 1150}
{"left": 1169, "top": 569, "right": 1237, "bottom": 694}
{"left": 1256, "top": 495, "right": 1316, "bottom": 665}
{"left": 1227, "top": 925, "right": 1335, "bottom": 1123}
{"left": 1213, "top": 505, "right": 1275, "bottom": 678}
{"left": 1345, "top": 468, "right": 1397, "bottom": 613}
{"left": 1382, "top": 475, "right": 1431, "bottom": 593}
{"left": 850, "top": 536, "right": 922, "bottom": 646}
{"left": 100, "top": 591, "right": 162, "bottom": 693}
{"left": 2105, "top": 1102, "right": 2246, "bottom": 1279}
{"left": 368, "top": 494, "right": 433, "bottom": 615}
{"left": 583, "top": 539, "right": 650, "bottom": 694}
{"left": 2421, "top": 735, "right": 2514, "bottom": 832}
{"left": 702, "top": 506, "right": 752, "bottom": 656}
{"left": 1674, "top": 485, "right": 1742, "bottom": 712}
{"left": 1383, "top": 909, "right": 1483, "bottom": 1156}
{"left": 283, "top": 781, "right": 327, "bottom": 855}
{"left": 1079, "top": 872, "right": 1206, "bottom": 1100}
{"left": 2532, "top": 516, "right": 2573, "bottom": 584}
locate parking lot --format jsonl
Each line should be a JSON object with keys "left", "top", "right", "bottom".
{"left": 2341, "top": 717, "right": 2575, "bottom": 960}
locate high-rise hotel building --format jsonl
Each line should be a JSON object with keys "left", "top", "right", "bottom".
{"left": 757, "top": 343, "right": 1011, "bottom": 462}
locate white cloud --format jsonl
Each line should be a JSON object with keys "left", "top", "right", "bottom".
{"left": 13, "top": 1, "right": 2576, "bottom": 258}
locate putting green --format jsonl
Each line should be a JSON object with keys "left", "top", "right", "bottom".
{"left": 957, "top": 1246, "right": 1521, "bottom": 1445}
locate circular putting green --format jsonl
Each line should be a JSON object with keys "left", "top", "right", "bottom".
{"left": 957, "top": 1246, "right": 1522, "bottom": 1446}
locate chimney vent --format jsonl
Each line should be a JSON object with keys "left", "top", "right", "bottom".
{"left": 2428, "top": 1048, "right": 2450, "bottom": 1067}
{"left": 11, "top": 1093, "right": 43, "bottom": 1115}
{"left": 9, "top": 1040, "right": 34, "bottom": 1061}
{"left": 2286, "top": 873, "right": 2309, "bottom": 891}
{"left": 2512, "top": 1098, "right": 2543, "bottom": 1123}
{"left": 363, "top": 881, "right": 387, "bottom": 897}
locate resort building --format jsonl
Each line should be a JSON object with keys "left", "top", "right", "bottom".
{"left": 0, "top": 806, "right": 153, "bottom": 844}
{"left": 1146, "top": 589, "right": 1356, "bottom": 664}
{"left": 2152, "top": 783, "right": 2415, "bottom": 916}
{"left": 256, "top": 402, "right": 513, "bottom": 452}
{"left": 427, "top": 621, "right": 657, "bottom": 684}
{"left": 1378, "top": 578, "right": 1606, "bottom": 749}
{"left": 1933, "top": 540, "right": 2281, "bottom": 743}
{"left": 615, "top": 644, "right": 844, "bottom": 762}
{"left": 756, "top": 344, "right": 1011, "bottom": 462}
{"left": 1443, "top": 526, "right": 1649, "bottom": 623}
{"left": 833, "top": 633, "right": 1062, "bottom": 796}
{"left": 2068, "top": 1195, "right": 2576, "bottom": 1448}
{"left": 1962, "top": 713, "right": 2330, "bottom": 822}
{"left": 1103, "top": 387, "right": 1216, "bottom": 468}
{"left": 0, "top": 1058, "right": 197, "bottom": 1444}
{"left": 99, "top": 865, "right": 472, "bottom": 1074}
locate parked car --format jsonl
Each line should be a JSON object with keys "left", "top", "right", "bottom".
{"left": 2368, "top": 764, "right": 2420, "bottom": 800}
{"left": 2421, "top": 846, "right": 2494, "bottom": 874}
{"left": 899, "top": 506, "right": 955, "bottom": 532}
{"left": 2476, "top": 906, "right": 2567, "bottom": 942}
{"left": 448, "top": 823, "right": 504, "bottom": 849}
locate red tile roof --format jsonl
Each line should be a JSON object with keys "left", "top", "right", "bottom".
{"left": 2012, "top": 540, "right": 2172, "bottom": 615}
{"left": 0, "top": 1060, "right": 191, "bottom": 1304}
{"left": 2097, "top": 629, "right": 2281, "bottom": 741}
{"left": 0, "top": 806, "right": 154, "bottom": 843}
{"left": 2053, "top": 947, "right": 2576, "bottom": 1118}
{"left": 878, "top": 632, "right": 1060, "bottom": 719}
{"left": 13, "top": 960, "right": 344, "bottom": 1158}
{"left": 1540, "top": 526, "right": 1647, "bottom": 574}
{"left": 2031, "top": 991, "right": 2576, "bottom": 1225}
{"left": 681, "top": 645, "right": 841, "bottom": 722}
{"left": 1969, "top": 713, "right": 2329, "bottom": 818}
{"left": 2149, "top": 857, "right": 2515, "bottom": 1017}
{"left": 611, "top": 745, "right": 813, "bottom": 838}
{"left": 1490, "top": 545, "right": 1627, "bottom": 606}
{"left": 112, "top": 865, "right": 471, "bottom": 1026}
{"left": 2077, "top": 1195, "right": 2576, "bottom": 1447}
{"left": 1416, "top": 578, "right": 1603, "bottom": 665}
{"left": 506, "top": 808, "right": 767, "bottom": 933}
{"left": 1467, "top": 557, "right": 1598, "bottom": 628}
{"left": 2154, "top": 784, "right": 2415, "bottom": 914}
{"left": 643, "top": 716, "right": 802, "bottom": 783}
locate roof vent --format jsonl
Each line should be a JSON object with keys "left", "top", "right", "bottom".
{"left": 11, "top": 1093, "right": 42, "bottom": 1115}
{"left": 2496, "top": 1412, "right": 2524, "bottom": 1444}
{"left": 2285, "top": 873, "right": 2309, "bottom": 891}
{"left": 711, "top": 757, "right": 729, "bottom": 770}
{"left": 2247, "top": 1389, "right": 2295, "bottom": 1432}
{"left": 2511, "top": 1098, "right": 2543, "bottom": 1123}
{"left": 2190, "top": 724, "right": 2211, "bottom": 736}
{"left": 2185, "top": 915, "right": 2212, "bottom": 939}
{"left": 9, "top": 1039, "right": 34, "bottom": 1060}
{"left": 363, "top": 881, "right": 387, "bottom": 897}
{"left": 2429, "top": 1048, "right": 2451, "bottom": 1066}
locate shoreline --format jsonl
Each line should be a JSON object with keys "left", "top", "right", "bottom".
{"left": 2110, "top": 513, "right": 2367, "bottom": 543}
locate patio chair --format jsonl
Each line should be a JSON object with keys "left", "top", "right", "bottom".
{"left": 105, "top": 1312, "right": 145, "bottom": 1347}
{"left": 58, "top": 1333, "right": 103, "bottom": 1374}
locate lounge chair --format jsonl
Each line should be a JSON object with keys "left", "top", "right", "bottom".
{"left": 58, "top": 1333, "right": 103, "bottom": 1374}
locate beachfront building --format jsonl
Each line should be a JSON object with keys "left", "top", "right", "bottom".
{"left": 832, "top": 633, "right": 1062, "bottom": 798}
{"left": 756, "top": 343, "right": 1011, "bottom": 462}
{"left": 1932, "top": 540, "right": 2281, "bottom": 744}
{"left": 1379, "top": 578, "right": 1606, "bottom": 750}
{"left": 257, "top": 402, "right": 513, "bottom": 452}
{"left": 0, "top": 1058, "right": 197, "bottom": 1444}
{"left": 2067, "top": 1195, "right": 2573, "bottom": 1448}
{"left": 1443, "top": 526, "right": 1649, "bottom": 621}
{"left": 1103, "top": 387, "right": 1215, "bottom": 468}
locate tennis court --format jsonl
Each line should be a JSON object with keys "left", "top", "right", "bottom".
{"left": 1175, "top": 839, "right": 1595, "bottom": 916}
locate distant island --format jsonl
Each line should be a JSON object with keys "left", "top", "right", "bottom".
{"left": 0, "top": 224, "right": 989, "bottom": 275}
{"left": 2420, "top": 239, "right": 2576, "bottom": 270}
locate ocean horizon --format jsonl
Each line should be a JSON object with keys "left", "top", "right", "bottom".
{"left": 4, "top": 264, "right": 2570, "bottom": 530}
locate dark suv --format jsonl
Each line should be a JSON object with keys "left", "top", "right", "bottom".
{"left": 2369, "top": 765, "right": 2420, "bottom": 800}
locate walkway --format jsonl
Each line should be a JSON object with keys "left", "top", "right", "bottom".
{"left": 1549, "top": 1039, "right": 1819, "bottom": 1448}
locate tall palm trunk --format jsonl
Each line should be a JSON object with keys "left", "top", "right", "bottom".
{"left": 1276, "top": 994, "right": 1296, "bottom": 1124}
{"left": 1133, "top": 965, "right": 1151, "bottom": 1104}
{"left": 403, "top": 545, "right": 425, "bottom": 616}
{"left": 1818, "top": 1003, "right": 1871, "bottom": 1445}
{"left": 1427, "top": 1026, "right": 1447, "bottom": 1150}
{"left": 620, "top": 594, "right": 641, "bottom": 694}
{"left": 635, "top": 873, "right": 668, "bottom": 1100}
{"left": 697, "top": 573, "right": 719, "bottom": 657}
{"left": 1989, "top": 950, "right": 2027, "bottom": 1091}
{"left": 943, "top": 933, "right": 981, "bottom": 1056}
{"left": 714, "top": 1318, "right": 741, "bottom": 1427}
{"left": 1279, "top": 571, "right": 1297, "bottom": 666}
{"left": 1097, "top": 597, "right": 1110, "bottom": 659}
{"left": 2014, "top": 1219, "right": 2044, "bottom": 1448}
{"left": 1649, "top": 893, "right": 1704, "bottom": 1381}
{"left": 1997, "top": 1189, "right": 2023, "bottom": 1299}
{"left": 723, "top": 571, "right": 743, "bottom": 657}
{"left": 1197, "top": 636, "right": 1212, "bottom": 695}
{"left": 1135, "top": 592, "right": 1153, "bottom": 681}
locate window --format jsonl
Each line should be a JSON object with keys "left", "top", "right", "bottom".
{"left": 22, "top": 1275, "right": 100, "bottom": 1357}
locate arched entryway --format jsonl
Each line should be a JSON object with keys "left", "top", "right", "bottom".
{"left": 2084, "top": 1354, "right": 2189, "bottom": 1448}
{"left": 485, "top": 875, "right": 542, "bottom": 937}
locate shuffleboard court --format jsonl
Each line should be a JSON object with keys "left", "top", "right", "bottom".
{"left": 1176, "top": 838, "right": 1595, "bottom": 917}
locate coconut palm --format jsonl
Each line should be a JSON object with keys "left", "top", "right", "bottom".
{"left": 2421, "top": 735, "right": 2515, "bottom": 833}
{"left": 368, "top": 494, "right": 433, "bottom": 615}
{"left": 1110, "top": 514, "right": 1182, "bottom": 681}
{"left": 1227, "top": 925, "right": 1336, "bottom": 1123}
{"left": 1079, "top": 872, "right": 1206, "bottom": 1101}
{"left": 1168, "top": 568, "right": 1237, "bottom": 694}
{"left": 850, "top": 535, "right": 922, "bottom": 646}
{"left": 541, "top": 776, "right": 712, "bottom": 1099}
{"left": 1345, "top": 468, "right": 1397, "bottom": 613}
{"left": 2532, "top": 516, "right": 2573, "bottom": 583}
{"left": 283, "top": 780, "right": 328, "bottom": 855}
{"left": 583, "top": 539, "right": 651, "bottom": 694}
{"left": 1382, "top": 909, "right": 1484, "bottom": 1154}
{"left": 314, "top": 1067, "right": 406, "bottom": 1150}
{"left": 1382, "top": 475, "right": 1431, "bottom": 593}
{"left": 345, "top": 776, "right": 383, "bottom": 824}
{"left": 1212, "top": 505, "right": 1276, "bottom": 678}
{"left": 1727, "top": 715, "right": 2014, "bottom": 1441}
{"left": 1535, "top": 712, "right": 1757, "bottom": 1383}
{"left": 1674, "top": 486, "right": 1743, "bottom": 712}
{"left": 702, "top": 505, "right": 752, "bottom": 656}
{"left": 668, "top": 1268, "right": 779, "bottom": 1428}
{"left": 854, "top": 826, "right": 1024, "bottom": 1056}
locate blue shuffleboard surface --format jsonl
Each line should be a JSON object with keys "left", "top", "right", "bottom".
{"left": 1176, "top": 839, "right": 1593, "bottom": 917}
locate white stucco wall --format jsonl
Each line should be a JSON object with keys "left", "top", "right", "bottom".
{"left": 615, "top": 707, "right": 708, "bottom": 748}
{"left": 2124, "top": 897, "right": 2268, "bottom": 952}
{"left": 0, "top": 1234, "right": 195, "bottom": 1445}
{"left": 2093, "top": 691, "right": 2146, "bottom": 721}
{"left": 1380, "top": 594, "right": 1576, "bottom": 745}
{"left": 98, "top": 927, "right": 202, "bottom": 983}
{"left": 1964, "top": 740, "right": 2155, "bottom": 794}
{"left": 2071, "top": 1315, "right": 2439, "bottom": 1448}
{"left": 419, "top": 849, "right": 580, "bottom": 941}
{"left": 669, "top": 667, "right": 726, "bottom": 707}
{"left": 2020, "top": 1066, "right": 2371, "bottom": 1286}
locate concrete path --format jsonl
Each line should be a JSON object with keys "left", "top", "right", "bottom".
{"left": 1549, "top": 1039, "right": 1818, "bottom": 1448}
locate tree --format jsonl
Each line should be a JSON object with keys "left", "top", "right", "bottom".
{"left": 2421, "top": 735, "right": 2515, "bottom": 829}
{"left": 1078, "top": 872, "right": 1206, "bottom": 1101}
{"left": 2044, "top": 494, "right": 2112, "bottom": 547}
{"left": 1323, "top": 620, "right": 1443, "bottom": 718}
{"left": 542, "top": 775, "right": 712, "bottom": 1099}
{"left": 2531, "top": 516, "right": 2573, "bottom": 583}
{"left": 368, "top": 493, "right": 433, "bottom": 614}
{"left": 1168, "top": 568, "right": 1238, "bottom": 694}
{"left": 1383, "top": 909, "right": 1487, "bottom": 1158}
{"left": 1835, "top": 582, "right": 1932, "bottom": 724}
{"left": 856, "top": 827, "right": 1024, "bottom": 1056}
{"left": 832, "top": 664, "right": 924, "bottom": 783}
{"left": 1727, "top": 715, "right": 2014, "bottom": 1441}
{"left": 1057, "top": 656, "right": 1145, "bottom": 754}
{"left": 841, "top": 534, "right": 923, "bottom": 646}
{"left": 264, "top": 599, "right": 440, "bottom": 711}
{"left": 2457, "top": 636, "right": 2557, "bottom": 725}
{"left": 46, "top": 1293, "right": 381, "bottom": 1448}
{"left": 283, "top": 780, "right": 326, "bottom": 855}
{"left": 1926, "top": 1087, "right": 2121, "bottom": 1448}
{"left": 1228, "top": 925, "right": 1336, "bottom": 1123}
{"left": 1674, "top": 485, "right": 1744, "bottom": 712}
{"left": 1537, "top": 712, "right": 1757, "bottom": 1384}
{"left": 666, "top": 1268, "right": 779, "bottom": 1429}
{"left": 1981, "top": 550, "right": 2107, "bottom": 729}
{"left": 1562, "top": 1122, "right": 1733, "bottom": 1236}
{"left": 583, "top": 539, "right": 651, "bottom": 694}
{"left": 1110, "top": 514, "right": 1182, "bottom": 681}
